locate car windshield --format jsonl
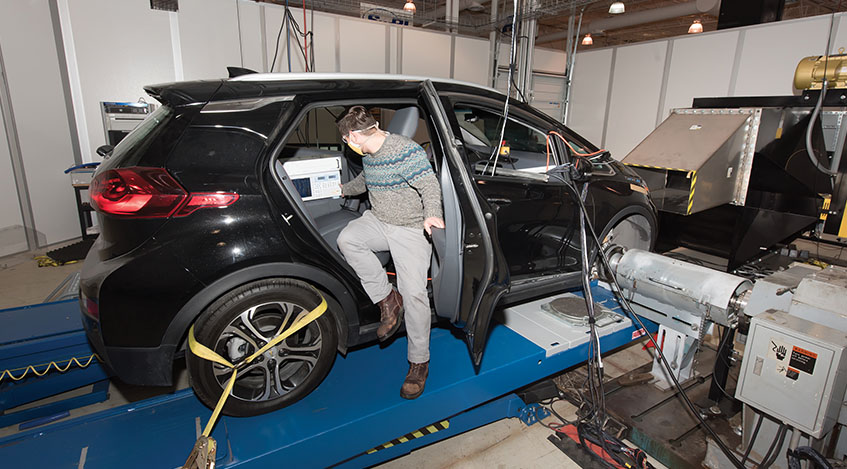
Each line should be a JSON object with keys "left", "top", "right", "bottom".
{"left": 454, "top": 107, "right": 547, "bottom": 154}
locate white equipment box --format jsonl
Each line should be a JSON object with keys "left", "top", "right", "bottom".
{"left": 735, "top": 310, "right": 847, "bottom": 438}
{"left": 283, "top": 156, "right": 342, "bottom": 201}
{"left": 499, "top": 292, "right": 632, "bottom": 358}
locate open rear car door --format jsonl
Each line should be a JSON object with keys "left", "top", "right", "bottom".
{"left": 420, "top": 80, "right": 510, "bottom": 366}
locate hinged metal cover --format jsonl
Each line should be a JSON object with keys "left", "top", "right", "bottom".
{"left": 622, "top": 108, "right": 760, "bottom": 215}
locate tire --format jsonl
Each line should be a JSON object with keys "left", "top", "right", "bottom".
{"left": 601, "top": 214, "right": 653, "bottom": 252}
{"left": 187, "top": 278, "right": 338, "bottom": 417}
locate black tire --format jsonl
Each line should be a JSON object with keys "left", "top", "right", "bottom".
{"left": 600, "top": 214, "right": 654, "bottom": 252}
{"left": 187, "top": 278, "right": 338, "bottom": 417}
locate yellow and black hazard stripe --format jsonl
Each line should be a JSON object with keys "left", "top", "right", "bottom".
{"left": 687, "top": 171, "right": 697, "bottom": 215}
{"left": 366, "top": 420, "right": 450, "bottom": 455}
{"left": 623, "top": 162, "right": 690, "bottom": 173}
{"left": 820, "top": 195, "right": 831, "bottom": 221}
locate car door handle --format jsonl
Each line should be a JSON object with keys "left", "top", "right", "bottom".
{"left": 486, "top": 197, "right": 512, "bottom": 205}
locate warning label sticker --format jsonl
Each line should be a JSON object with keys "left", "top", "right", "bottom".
{"left": 789, "top": 346, "right": 818, "bottom": 375}
{"left": 632, "top": 328, "right": 646, "bottom": 340}
{"left": 768, "top": 339, "right": 790, "bottom": 362}
{"left": 786, "top": 367, "right": 800, "bottom": 381}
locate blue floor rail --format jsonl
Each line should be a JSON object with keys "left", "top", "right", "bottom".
{"left": 0, "top": 299, "right": 110, "bottom": 428}
{"left": 0, "top": 286, "right": 653, "bottom": 468}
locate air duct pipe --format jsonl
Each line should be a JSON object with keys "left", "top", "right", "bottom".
{"left": 536, "top": 0, "right": 721, "bottom": 44}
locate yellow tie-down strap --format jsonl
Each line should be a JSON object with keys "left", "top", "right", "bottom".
{"left": 182, "top": 288, "right": 327, "bottom": 469}
{"left": 0, "top": 354, "right": 101, "bottom": 383}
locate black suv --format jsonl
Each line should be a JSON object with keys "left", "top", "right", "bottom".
{"left": 81, "top": 74, "right": 656, "bottom": 416}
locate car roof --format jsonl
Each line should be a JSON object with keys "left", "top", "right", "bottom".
{"left": 232, "top": 72, "right": 500, "bottom": 94}
{"left": 144, "top": 73, "right": 506, "bottom": 108}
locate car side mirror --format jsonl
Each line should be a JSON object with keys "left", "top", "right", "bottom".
{"left": 96, "top": 145, "right": 114, "bottom": 158}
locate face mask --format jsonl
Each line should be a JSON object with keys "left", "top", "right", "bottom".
{"left": 347, "top": 141, "right": 365, "bottom": 156}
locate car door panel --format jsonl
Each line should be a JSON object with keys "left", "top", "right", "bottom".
{"left": 420, "top": 80, "right": 509, "bottom": 366}
{"left": 451, "top": 102, "right": 583, "bottom": 280}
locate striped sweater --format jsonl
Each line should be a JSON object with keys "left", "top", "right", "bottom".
{"left": 341, "top": 133, "right": 443, "bottom": 229}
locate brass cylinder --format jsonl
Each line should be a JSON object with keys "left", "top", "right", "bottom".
{"left": 795, "top": 53, "right": 847, "bottom": 90}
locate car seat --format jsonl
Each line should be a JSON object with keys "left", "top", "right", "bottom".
{"left": 310, "top": 107, "right": 421, "bottom": 265}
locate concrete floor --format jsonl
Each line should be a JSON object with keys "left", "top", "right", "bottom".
{"left": 0, "top": 244, "right": 82, "bottom": 309}
{"left": 0, "top": 244, "right": 669, "bottom": 468}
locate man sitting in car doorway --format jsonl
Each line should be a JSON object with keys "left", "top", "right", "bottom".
{"left": 336, "top": 106, "right": 445, "bottom": 400}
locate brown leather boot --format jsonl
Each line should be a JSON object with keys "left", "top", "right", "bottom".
{"left": 376, "top": 289, "right": 403, "bottom": 342}
{"left": 400, "top": 361, "right": 429, "bottom": 400}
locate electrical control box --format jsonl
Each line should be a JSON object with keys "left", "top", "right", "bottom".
{"left": 282, "top": 156, "right": 343, "bottom": 201}
{"left": 736, "top": 310, "right": 847, "bottom": 438}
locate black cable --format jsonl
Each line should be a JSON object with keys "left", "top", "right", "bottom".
{"left": 270, "top": 8, "right": 287, "bottom": 72}
{"left": 760, "top": 424, "right": 788, "bottom": 468}
{"left": 270, "top": 7, "right": 315, "bottom": 73}
{"left": 548, "top": 163, "right": 748, "bottom": 469}
{"left": 788, "top": 446, "right": 834, "bottom": 469}
{"left": 741, "top": 412, "right": 764, "bottom": 466}
{"left": 486, "top": 0, "right": 520, "bottom": 175}
{"left": 510, "top": 76, "right": 528, "bottom": 102}
{"left": 712, "top": 325, "right": 742, "bottom": 404}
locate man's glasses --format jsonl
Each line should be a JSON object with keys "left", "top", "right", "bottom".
{"left": 341, "top": 124, "right": 377, "bottom": 144}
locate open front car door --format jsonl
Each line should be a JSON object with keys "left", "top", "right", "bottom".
{"left": 420, "top": 80, "right": 509, "bottom": 366}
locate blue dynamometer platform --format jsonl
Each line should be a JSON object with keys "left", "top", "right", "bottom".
{"left": 0, "top": 287, "right": 649, "bottom": 468}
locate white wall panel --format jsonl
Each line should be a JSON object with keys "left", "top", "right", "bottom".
{"left": 402, "top": 28, "right": 451, "bottom": 78}
{"left": 179, "top": 0, "right": 241, "bottom": 80}
{"left": 0, "top": 106, "right": 26, "bottom": 256}
{"left": 832, "top": 14, "right": 847, "bottom": 54}
{"left": 533, "top": 47, "right": 566, "bottom": 74}
{"left": 312, "top": 12, "right": 338, "bottom": 72}
{"left": 237, "top": 0, "right": 264, "bottom": 72}
{"left": 605, "top": 41, "right": 667, "bottom": 159}
{"left": 568, "top": 48, "right": 613, "bottom": 146}
{"left": 661, "top": 31, "right": 739, "bottom": 120}
{"left": 66, "top": 0, "right": 175, "bottom": 160}
{"left": 530, "top": 74, "right": 564, "bottom": 119}
{"left": 453, "top": 36, "right": 489, "bottom": 85}
{"left": 338, "top": 17, "right": 386, "bottom": 73}
{"left": 734, "top": 16, "right": 831, "bottom": 96}
{"left": 0, "top": 0, "right": 79, "bottom": 245}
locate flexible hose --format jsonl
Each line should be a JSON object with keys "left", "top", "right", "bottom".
{"left": 805, "top": 13, "right": 838, "bottom": 179}
{"left": 805, "top": 80, "right": 838, "bottom": 177}
{"left": 788, "top": 446, "right": 834, "bottom": 469}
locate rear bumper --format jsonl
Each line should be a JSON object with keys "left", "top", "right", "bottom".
{"left": 82, "top": 307, "right": 175, "bottom": 386}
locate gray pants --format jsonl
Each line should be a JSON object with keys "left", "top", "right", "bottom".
{"left": 337, "top": 211, "right": 432, "bottom": 363}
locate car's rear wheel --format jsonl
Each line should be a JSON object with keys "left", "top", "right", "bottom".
{"left": 187, "top": 278, "right": 338, "bottom": 417}
{"left": 601, "top": 214, "right": 653, "bottom": 252}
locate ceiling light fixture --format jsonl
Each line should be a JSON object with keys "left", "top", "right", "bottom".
{"left": 403, "top": 0, "right": 416, "bottom": 13}
{"left": 609, "top": 2, "right": 625, "bottom": 14}
{"left": 688, "top": 19, "right": 703, "bottom": 34}
{"left": 581, "top": 34, "right": 593, "bottom": 45}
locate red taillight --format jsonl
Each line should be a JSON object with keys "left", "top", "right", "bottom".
{"left": 90, "top": 167, "right": 186, "bottom": 218}
{"left": 90, "top": 167, "right": 238, "bottom": 218}
{"left": 174, "top": 192, "right": 240, "bottom": 217}
{"left": 82, "top": 296, "right": 99, "bottom": 320}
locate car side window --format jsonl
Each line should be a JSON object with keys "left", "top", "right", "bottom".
{"left": 453, "top": 104, "right": 559, "bottom": 179}
{"left": 285, "top": 105, "right": 346, "bottom": 151}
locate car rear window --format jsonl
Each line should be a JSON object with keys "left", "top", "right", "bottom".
{"left": 98, "top": 105, "right": 187, "bottom": 171}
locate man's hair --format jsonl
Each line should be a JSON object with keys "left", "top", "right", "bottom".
{"left": 337, "top": 106, "right": 378, "bottom": 137}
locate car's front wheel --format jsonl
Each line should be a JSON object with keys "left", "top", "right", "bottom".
{"left": 187, "top": 278, "right": 338, "bottom": 417}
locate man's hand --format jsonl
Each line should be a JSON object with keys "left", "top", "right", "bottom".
{"left": 424, "top": 217, "right": 445, "bottom": 235}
